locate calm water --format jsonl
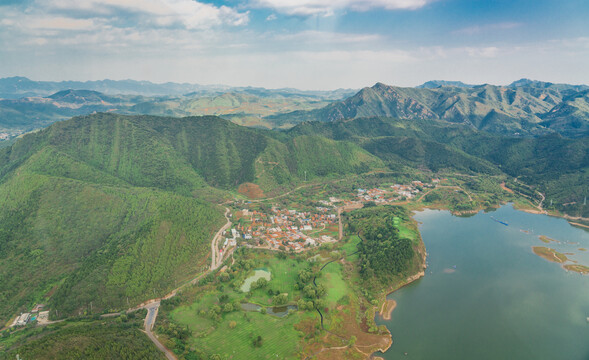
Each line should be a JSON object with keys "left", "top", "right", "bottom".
{"left": 377, "top": 205, "right": 589, "bottom": 360}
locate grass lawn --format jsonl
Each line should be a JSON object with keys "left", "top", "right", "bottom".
{"left": 248, "top": 257, "right": 308, "bottom": 304}
{"left": 172, "top": 301, "right": 315, "bottom": 360}
{"left": 342, "top": 235, "right": 361, "bottom": 262}
{"left": 318, "top": 262, "right": 348, "bottom": 309}
{"left": 195, "top": 311, "right": 312, "bottom": 359}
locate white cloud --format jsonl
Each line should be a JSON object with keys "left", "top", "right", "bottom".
{"left": 273, "top": 30, "right": 381, "bottom": 44}
{"left": 29, "top": 17, "right": 98, "bottom": 30}
{"left": 453, "top": 22, "right": 521, "bottom": 35}
{"left": 463, "top": 46, "right": 500, "bottom": 58}
{"left": 34, "top": 0, "right": 249, "bottom": 29}
{"left": 251, "top": 0, "right": 431, "bottom": 16}
{"left": 266, "top": 14, "right": 277, "bottom": 21}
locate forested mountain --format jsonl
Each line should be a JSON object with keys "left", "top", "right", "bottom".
{"left": 267, "top": 82, "right": 589, "bottom": 137}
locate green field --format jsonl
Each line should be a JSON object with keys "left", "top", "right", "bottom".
{"left": 318, "top": 262, "right": 349, "bottom": 308}
{"left": 176, "top": 308, "right": 313, "bottom": 359}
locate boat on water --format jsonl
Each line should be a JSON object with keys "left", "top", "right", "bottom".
{"left": 490, "top": 216, "right": 509, "bottom": 226}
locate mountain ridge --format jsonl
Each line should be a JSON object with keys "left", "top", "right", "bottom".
{"left": 267, "top": 81, "right": 589, "bottom": 137}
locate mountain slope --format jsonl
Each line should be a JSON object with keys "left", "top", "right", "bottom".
{"left": 268, "top": 82, "right": 589, "bottom": 137}
{"left": 539, "top": 90, "right": 589, "bottom": 138}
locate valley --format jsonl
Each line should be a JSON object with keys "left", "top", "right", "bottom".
{"left": 2, "top": 0, "right": 588, "bottom": 357}
{"left": 0, "top": 106, "right": 586, "bottom": 359}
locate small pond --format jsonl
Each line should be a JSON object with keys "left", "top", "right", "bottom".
{"left": 239, "top": 303, "right": 298, "bottom": 318}
{"left": 266, "top": 305, "right": 298, "bottom": 318}
{"left": 240, "top": 269, "right": 271, "bottom": 292}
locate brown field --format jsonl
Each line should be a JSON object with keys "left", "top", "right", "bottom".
{"left": 237, "top": 182, "right": 265, "bottom": 199}
{"left": 532, "top": 246, "right": 568, "bottom": 263}
{"left": 311, "top": 308, "right": 392, "bottom": 360}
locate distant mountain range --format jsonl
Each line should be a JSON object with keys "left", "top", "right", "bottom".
{"left": 0, "top": 76, "right": 356, "bottom": 99}
{"left": 267, "top": 80, "right": 589, "bottom": 138}
{"left": 1, "top": 77, "right": 588, "bottom": 140}
{"left": 0, "top": 77, "right": 358, "bottom": 138}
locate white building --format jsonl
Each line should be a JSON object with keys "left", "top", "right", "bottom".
{"left": 15, "top": 313, "right": 31, "bottom": 326}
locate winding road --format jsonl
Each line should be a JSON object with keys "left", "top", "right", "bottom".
{"left": 211, "top": 208, "right": 232, "bottom": 270}
{"left": 143, "top": 301, "right": 176, "bottom": 360}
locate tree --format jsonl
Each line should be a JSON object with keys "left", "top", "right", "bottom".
{"left": 348, "top": 336, "right": 357, "bottom": 347}
{"left": 253, "top": 335, "right": 263, "bottom": 347}
{"left": 256, "top": 277, "right": 268, "bottom": 288}
{"left": 272, "top": 293, "right": 288, "bottom": 305}
{"left": 228, "top": 321, "right": 237, "bottom": 329}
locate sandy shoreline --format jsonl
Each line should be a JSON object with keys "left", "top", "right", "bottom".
{"left": 379, "top": 299, "right": 397, "bottom": 321}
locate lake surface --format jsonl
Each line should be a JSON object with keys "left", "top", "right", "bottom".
{"left": 377, "top": 205, "right": 589, "bottom": 360}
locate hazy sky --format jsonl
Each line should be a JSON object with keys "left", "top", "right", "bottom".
{"left": 1, "top": 0, "right": 588, "bottom": 89}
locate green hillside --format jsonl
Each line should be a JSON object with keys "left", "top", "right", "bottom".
{"left": 1, "top": 313, "right": 162, "bottom": 359}
{"left": 0, "top": 155, "right": 224, "bottom": 322}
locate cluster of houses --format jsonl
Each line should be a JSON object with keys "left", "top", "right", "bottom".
{"left": 0, "top": 133, "right": 10, "bottom": 141}
{"left": 223, "top": 206, "right": 338, "bottom": 253}
{"left": 10, "top": 304, "right": 49, "bottom": 328}
{"left": 357, "top": 180, "right": 438, "bottom": 203}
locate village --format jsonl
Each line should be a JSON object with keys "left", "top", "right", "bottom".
{"left": 9, "top": 304, "right": 50, "bottom": 328}
{"left": 221, "top": 204, "right": 340, "bottom": 253}
{"left": 217, "top": 179, "right": 437, "bottom": 255}
{"left": 356, "top": 180, "right": 437, "bottom": 203}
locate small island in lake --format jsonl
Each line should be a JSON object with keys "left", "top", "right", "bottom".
{"left": 538, "top": 235, "right": 559, "bottom": 244}
{"left": 563, "top": 264, "right": 589, "bottom": 274}
{"left": 532, "top": 246, "right": 568, "bottom": 263}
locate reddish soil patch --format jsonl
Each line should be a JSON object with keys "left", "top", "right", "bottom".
{"left": 237, "top": 182, "right": 265, "bottom": 199}
{"left": 500, "top": 182, "right": 515, "bottom": 194}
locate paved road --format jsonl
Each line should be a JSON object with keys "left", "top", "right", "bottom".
{"left": 211, "top": 207, "right": 232, "bottom": 270}
{"left": 143, "top": 302, "right": 177, "bottom": 360}
{"left": 144, "top": 302, "right": 160, "bottom": 331}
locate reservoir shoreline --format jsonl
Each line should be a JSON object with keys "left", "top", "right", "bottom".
{"left": 374, "top": 205, "right": 589, "bottom": 360}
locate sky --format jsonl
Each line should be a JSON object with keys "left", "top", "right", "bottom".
{"left": 1, "top": 0, "right": 589, "bottom": 90}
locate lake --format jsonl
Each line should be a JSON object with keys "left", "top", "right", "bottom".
{"left": 376, "top": 205, "right": 589, "bottom": 360}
